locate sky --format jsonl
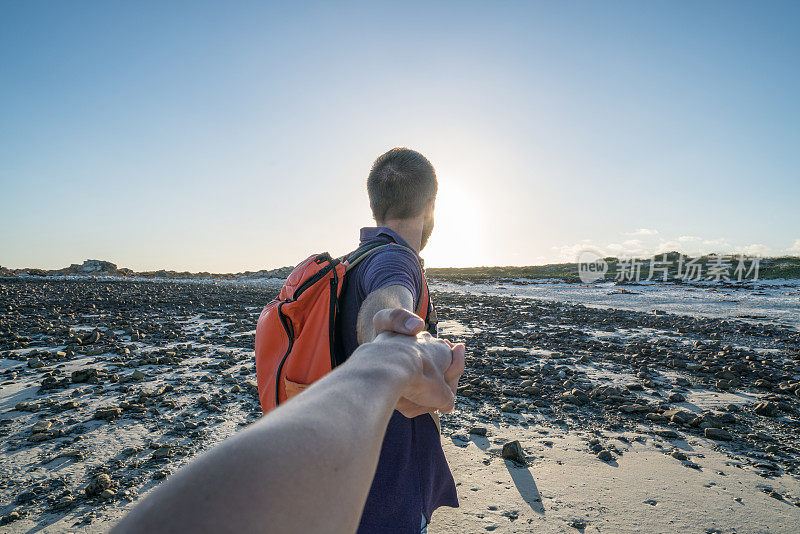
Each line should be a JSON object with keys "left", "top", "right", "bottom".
{"left": 1, "top": 1, "right": 799, "bottom": 271}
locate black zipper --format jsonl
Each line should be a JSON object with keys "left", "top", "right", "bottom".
{"left": 274, "top": 300, "right": 294, "bottom": 407}
{"left": 293, "top": 258, "right": 338, "bottom": 298}
{"left": 274, "top": 257, "right": 340, "bottom": 407}
{"left": 328, "top": 270, "right": 338, "bottom": 369}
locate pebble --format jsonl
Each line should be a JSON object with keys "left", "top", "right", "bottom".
{"left": 27, "top": 356, "right": 46, "bottom": 369}
{"left": 597, "top": 450, "right": 614, "bottom": 462}
{"left": 152, "top": 445, "right": 173, "bottom": 459}
{"left": 0, "top": 511, "right": 21, "bottom": 525}
{"left": 94, "top": 407, "right": 122, "bottom": 421}
{"left": 85, "top": 474, "right": 112, "bottom": 496}
{"left": 754, "top": 402, "right": 778, "bottom": 417}
{"left": 501, "top": 440, "right": 527, "bottom": 464}
{"left": 654, "top": 429, "right": 680, "bottom": 439}
{"left": 704, "top": 428, "right": 733, "bottom": 441}
{"left": 72, "top": 368, "right": 100, "bottom": 383}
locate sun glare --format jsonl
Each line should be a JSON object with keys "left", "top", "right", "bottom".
{"left": 423, "top": 181, "right": 489, "bottom": 268}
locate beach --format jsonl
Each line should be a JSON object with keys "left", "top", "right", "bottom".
{"left": 0, "top": 277, "right": 798, "bottom": 532}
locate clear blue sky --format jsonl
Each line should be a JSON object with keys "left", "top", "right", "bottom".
{"left": 2, "top": 1, "right": 798, "bottom": 271}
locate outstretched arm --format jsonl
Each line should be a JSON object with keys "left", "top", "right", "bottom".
{"left": 112, "top": 309, "right": 465, "bottom": 534}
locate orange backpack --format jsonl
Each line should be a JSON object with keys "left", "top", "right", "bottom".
{"left": 254, "top": 243, "right": 431, "bottom": 414}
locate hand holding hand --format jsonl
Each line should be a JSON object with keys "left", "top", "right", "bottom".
{"left": 372, "top": 308, "right": 466, "bottom": 418}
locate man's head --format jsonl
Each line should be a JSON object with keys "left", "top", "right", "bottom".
{"left": 367, "top": 148, "right": 437, "bottom": 249}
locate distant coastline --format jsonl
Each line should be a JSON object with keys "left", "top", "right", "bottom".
{"left": 2, "top": 253, "right": 799, "bottom": 284}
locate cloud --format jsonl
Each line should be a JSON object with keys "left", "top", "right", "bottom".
{"left": 625, "top": 228, "right": 659, "bottom": 236}
{"left": 700, "top": 238, "right": 733, "bottom": 252}
{"left": 552, "top": 243, "right": 603, "bottom": 262}
{"left": 733, "top": 243, "right": 772, "bottom": 257}
{"left": 552, "top": 235, "right": 791, "bottom": 264}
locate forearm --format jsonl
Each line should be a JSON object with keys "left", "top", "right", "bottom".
{"left": 113, "top": 343, "right": 420, "bottom": 534}
{"left": 357, "top": 285, "right": 414, "bottom": 344}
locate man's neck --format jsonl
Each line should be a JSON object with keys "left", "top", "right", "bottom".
{"left": 379, "top": 219, "right": 423, "bottom": 253}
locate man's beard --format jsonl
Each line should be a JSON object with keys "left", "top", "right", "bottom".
{"left": 420, "top": 215, "right": 434, "bottom": 250}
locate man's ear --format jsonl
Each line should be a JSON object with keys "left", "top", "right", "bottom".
{"left": 426, "top": 198, "right": 435, "bottom": 215}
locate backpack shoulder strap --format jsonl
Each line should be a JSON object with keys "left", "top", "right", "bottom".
{"left": 343, "top": 243, "right": 392, "bottom": 272}
{"left": 345, "top": 242, "right": 429, "bottom": 318}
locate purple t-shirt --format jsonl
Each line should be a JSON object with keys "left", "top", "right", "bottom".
{"left": 335, "top": 227, "right": 458, "bottom": 533}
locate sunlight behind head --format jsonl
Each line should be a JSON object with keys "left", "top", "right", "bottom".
{"left": 423, "top": 179, "right": 489, "bottom": 268}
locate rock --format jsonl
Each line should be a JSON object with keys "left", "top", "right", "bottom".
{"left": 94, "top": 407, "right": 122, "bottom": 421}
{"left": 705, "top": 428, "right": 733, "bottom": 441}
{"left": 100, "top": 489, "right": 116, "bottom": 500}
{"left": 452, "top": 433, "right": 469, "bottom": 443}
{"left": 668, "top": 392, "right": 686, "bottom": 403}
{"left": 754, "top": 402, "right": 778, "bottom": 417}
{"left": 570, "top": 389, "right": 591, "bottom": 404}
{"left": 468, "top": 426, "right": 488, "bottom": 436}
{"left": 59, "top": 400, "right": 80, "bottom": 410}
{"left": 152, "top": 445, "right": 172, "bottom": 459}
{"left": 670, "top": 450, "right": 688, "bottom": 461}
{"left": 32, "top": 420, "right": 52, "bottom": 432}
{"left": 131, "top": 370, "right": 146, "bottom": 381}
{"left": 51, "top": 495, "right": 76, "bottom": 511}
{"left": 500, "top": 401, "right": 518, "bottom": 413}
{"left": 663, "top": 409, "right": 693, "bottom": 424}
{"left": 81, "top": 330, "right": 101, "bottom": 345}
{"left": 0, "top": 511, "right": 21, "bottom": 525}
{"left": 654, "top": 429, "right": 680, "bottom": 439}
{"left": 28, "top": 432, "right": 52, "bottom": 443}
{"left": 619, "top": 404, "right": 649, "bottom": 414}
{"left": 15, "top": 491, "right": 37, "bottom": 504}
{"left": 27, "top": 356, "right": 46, "bottom": 369}
{"left": 597, "top": 450, "right": 614, "bottom": 462}
{"left": 71, "top": 368, "right": 99, "bottom": 383}
{"left": 560, "top": 394, "right": 583, "bottom": 406}
{"left": 85, "top": 474, "right": 112, "bottom": 496}
{"left": 754, "top": 379, "right": 772, "bottom": 389}
{"left": 501, "top": 440, "right": 527, "bottom": 464}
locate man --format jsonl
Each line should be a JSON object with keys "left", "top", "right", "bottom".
{"left": 334, "top": 147, "right": 459, "bottom": 532}
{"left": 113, "top": 309, "right": 466, "bottom": 534}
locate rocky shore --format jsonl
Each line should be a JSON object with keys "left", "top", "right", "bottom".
{"left": 0, "top": 278, "right": 798, "bottom": 532}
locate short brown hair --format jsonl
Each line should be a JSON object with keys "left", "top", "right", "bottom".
{"left": 367, "top": 148, "right": 438, "bottom": 222}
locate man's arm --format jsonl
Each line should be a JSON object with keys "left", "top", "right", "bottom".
{"left": 356, "top": 284, "right": 415, "bottom": 344}
{"left": 112, "top": 309, "right": 464, "bottom": 534}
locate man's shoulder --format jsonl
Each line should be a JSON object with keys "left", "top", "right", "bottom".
{"left": 360, "top": 242, "right": 421, "bottom": 277}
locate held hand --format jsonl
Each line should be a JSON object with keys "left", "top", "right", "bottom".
{"left": 372, "top": 309, "right": 466, "bottom": 418}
